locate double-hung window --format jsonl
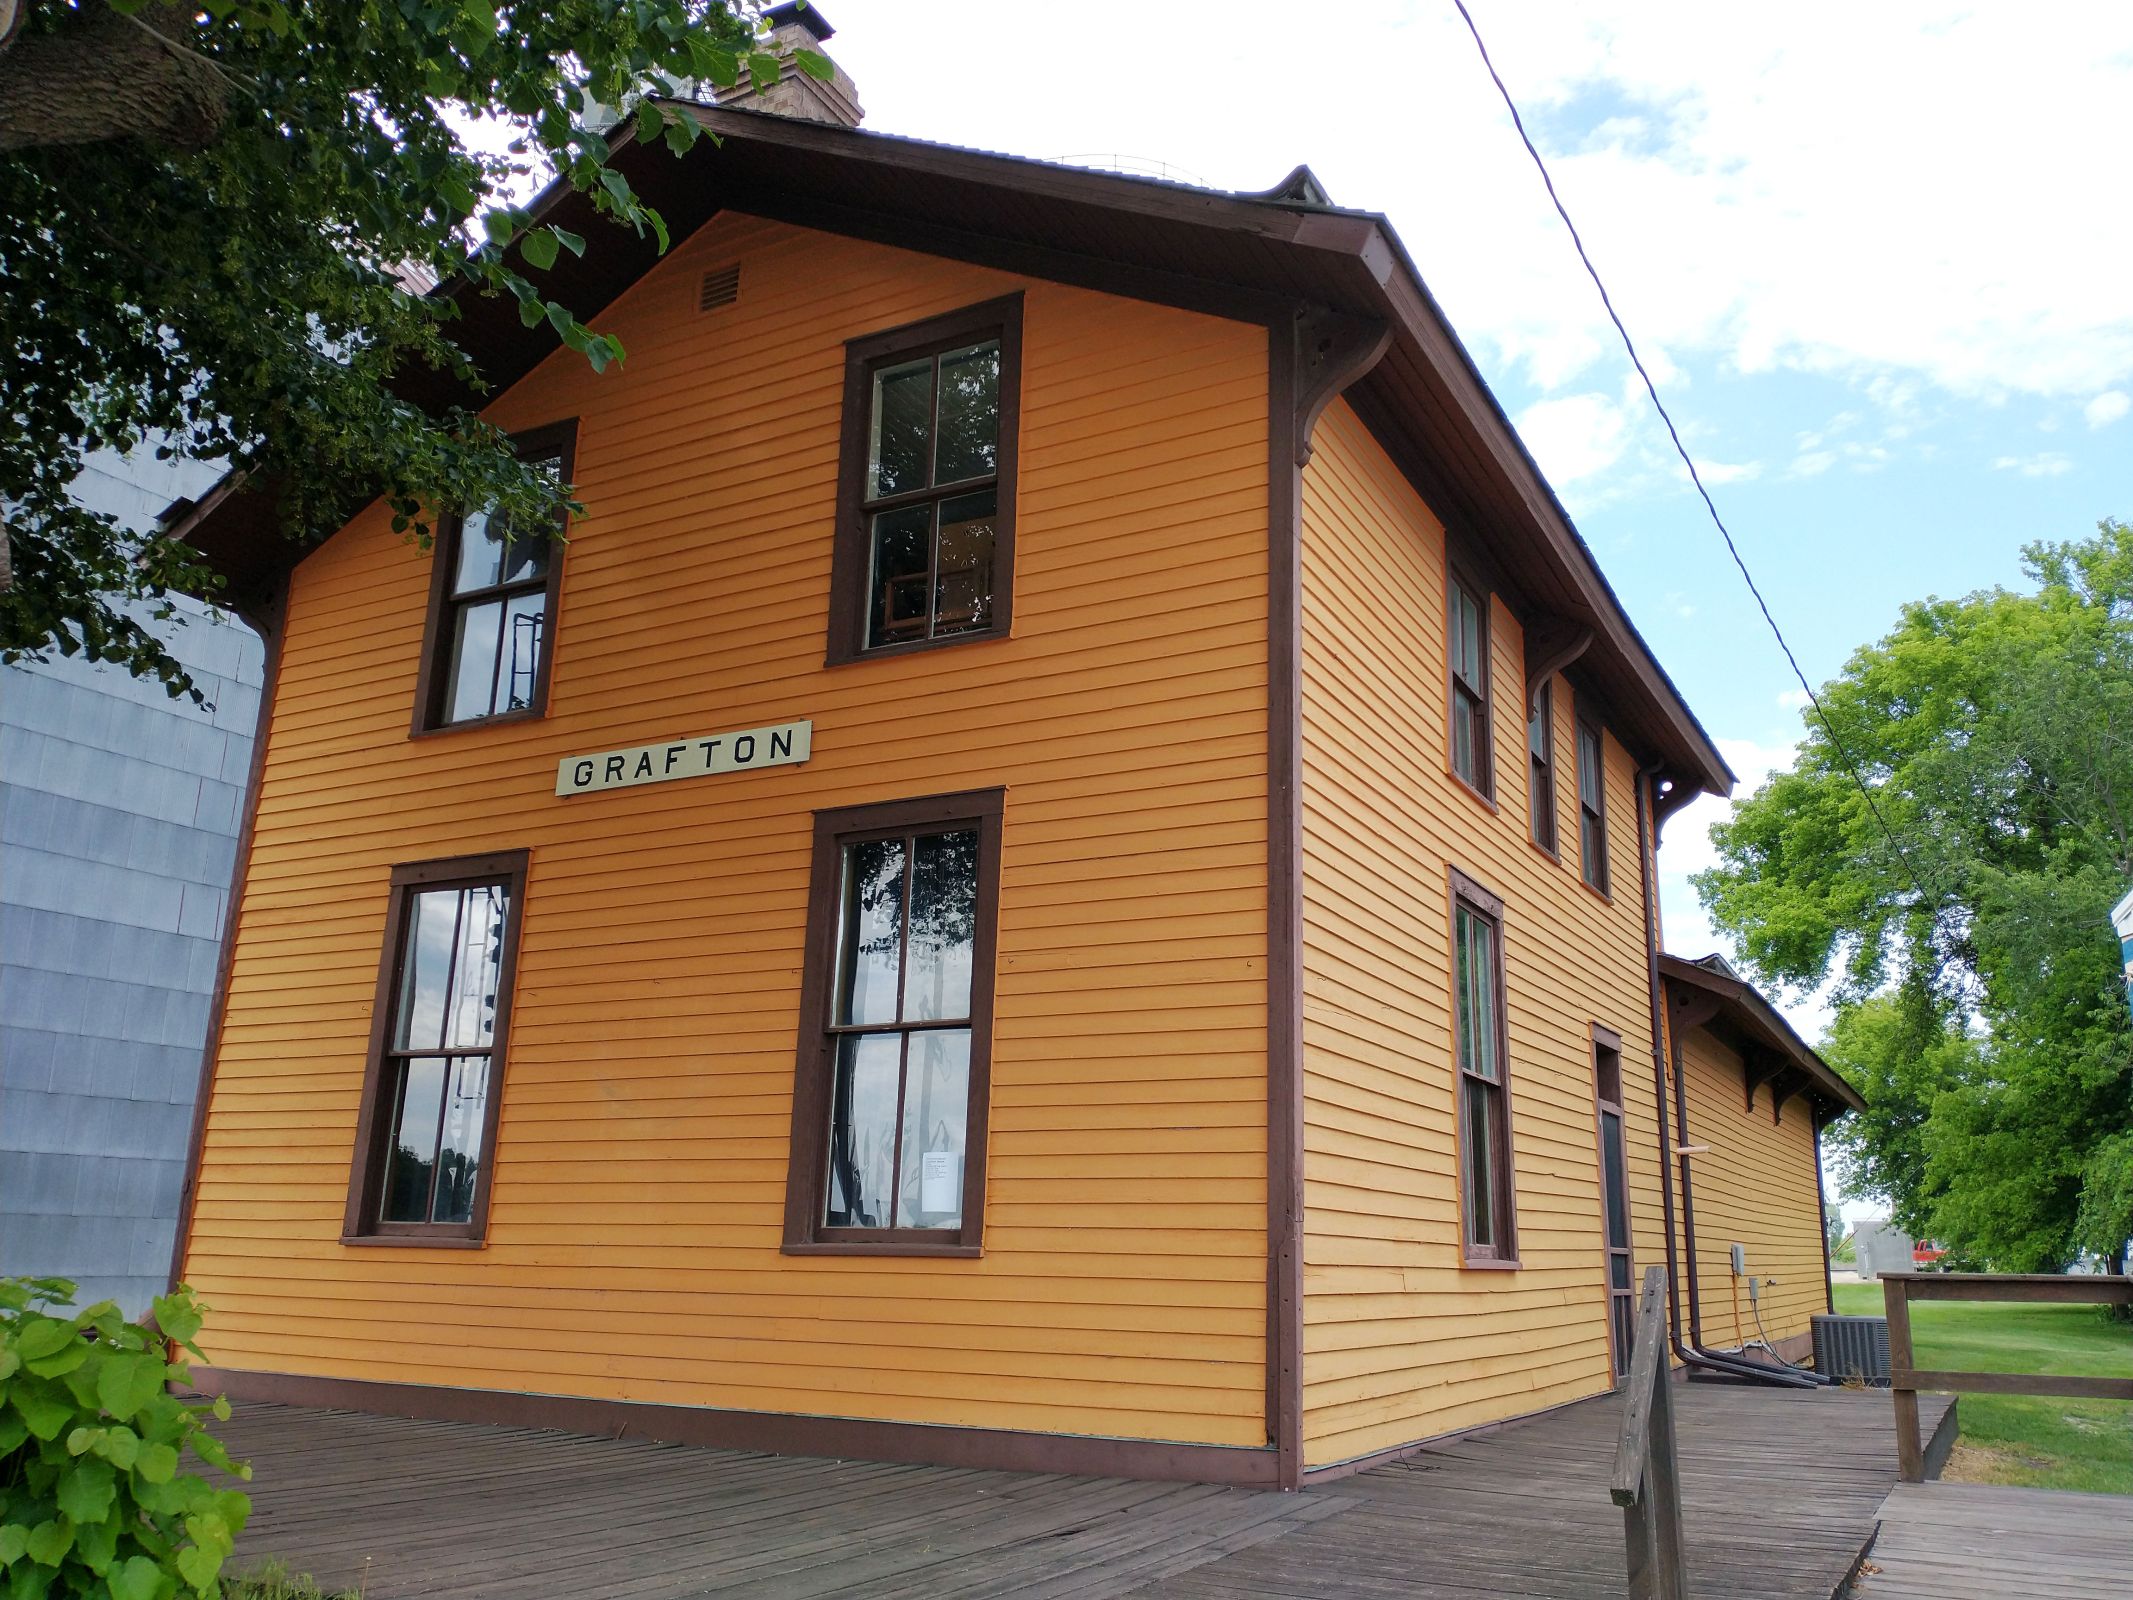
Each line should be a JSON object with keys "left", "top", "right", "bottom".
{"left": 414, "top": 421, "right": 576, "bottom": 732}
{"left": 1447, "top": 570, "right": 1492, "bottom": 795}
{"left": 1451, "top": 870, "right": 1517, "bottom": 1264}
{"left": 828, "top": 296, "right": 1022, "bottom": 662}
{"left": 345, "top": 852, "right": 529, "bottom": 1243}
{"left": 1529, "top": 681, "right": 1558, "bottom": 854}
{"left": 1577, "top": 716, "right": 1610, "bottom": 895}
{"left": 1592, "top": 1027, "right": 1635, "bottom": 1379}
{"left": 785, "top": 790, "right": 1003, "bottom": 1254}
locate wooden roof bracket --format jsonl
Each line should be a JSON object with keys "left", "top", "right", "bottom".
{"left": 1742, "top": 1045, "right": 1786, "bottom": 1115}
{"left": 1291, "top": 305, "right": 1393, "bottom": 467}
{"left": 1766, "top": 1066, "right": 1811, "bottom": 1125}
{"left": 1667, "top": 984, "right": 1723, "bottom": 1040}
{"left": 1524, "top": 614, "right": 1592, "bottom": 718}
{"left": 1651, "top": 771, "right": 1703, "bottom": 843}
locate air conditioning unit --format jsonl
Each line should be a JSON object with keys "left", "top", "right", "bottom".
{"left": 1811, "top": 1314, "right": 1891, "bottom": 1386}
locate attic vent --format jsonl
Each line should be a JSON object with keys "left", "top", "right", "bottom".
{"left": 699, "top": 263, "right": 741, "bottom": 311}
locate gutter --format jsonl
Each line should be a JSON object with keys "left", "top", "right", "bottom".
{"left": 1637, "top": 763, "right": 1823, "bottom": 1389}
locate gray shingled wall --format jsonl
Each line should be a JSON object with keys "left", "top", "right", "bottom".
{"left": 1, "top": 451, "right": 263, "bottom": 1315}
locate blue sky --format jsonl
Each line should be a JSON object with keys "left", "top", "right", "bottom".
{"left": 832, "top": 2, "right": 2133, "bottom": 1070}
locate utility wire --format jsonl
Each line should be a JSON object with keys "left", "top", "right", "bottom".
{"left": 1450, "top": 0, "right": 1945, "bottom": 912}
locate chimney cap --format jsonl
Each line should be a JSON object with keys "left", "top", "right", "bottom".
{"left": 762, "top": 2, "right": 834, "bottom": 42}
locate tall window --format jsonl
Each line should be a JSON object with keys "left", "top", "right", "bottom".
{"left": 828, "top": 297, "right": 1023, "bottom": 662}
{"left": 1529, "top": 681, "right": 1558, "bottom": 854}
{"left": 1593, "top": 1028, "right": 1634, "bottom": 1378}
{"left": 1577, "top": 716, "right": 1610, "bottom": 895}
{"left": 345, "top": 852, "right": 529, "bottom": 1242}
{"left": 1451, "top": 870, "right": 1516, "bottom": 1263}
{"left": 414, "top": 421, "right": 576, "bottom": 733}
{"left": 1447, "top": 570, "right": 1492, "bottom": 795}
{"left": 785, "top": 790, "right": 1003, "bottom": 1254}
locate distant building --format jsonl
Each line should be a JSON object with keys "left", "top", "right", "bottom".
{"left": 1851, "top": 1219, "right": 1917, "bottom": 1280}
{"left": 0, "top": 450, "right": 263, "bottom": 1315}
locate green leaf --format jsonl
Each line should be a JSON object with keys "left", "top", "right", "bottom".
{"left": 22, "top": 1521, "right": 71, "bottom": 1569}
{"left": 12, "top": 1383, "right": 76, "bottom": 1441}
{"left": 794, "top": 48, "right": 836, "bottom": 83}
{"left": 136, "top": 1441, "right": 180, "bottom": 1484}
{"left": 482, "top": 209, "right": 516, "bottom": 247}
{"left": 550, "top": 226, "right": 586, "bottom": 258}
{"left": 97, "top": 1350, "right": 167, "bottom": 1421}
{"left": 107, "top": 1556, "right": 162, "bottom": 1600}
{"left": 519, "top": 228, "right": 558, "bottom": 272}
{"left": 0, "top": 1346, "right": 18, "bottom": 1380}
{"left": 56, "top": 1459, "right": 117, "bottom": 1524}
{"left": 150, "top": 1292, "right": 203, "bottom": 1347}
{"left": 174, "top": 1543, "right": 221, "bottom": 1594}
{"left": 13, "top": 1319, "right": 72, "bottom": 1363}
{"left": 0, "top": 1527, "right": 26, "bottom": 1565}
{"left": 24, "top": 1338, "right": 88, "bottom": 1379}
{"left": 746, "top": 52, "right": 778, "bottom": 94}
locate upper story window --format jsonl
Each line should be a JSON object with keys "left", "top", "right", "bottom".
{"left": 414, "top": 420, "right": 577, "bottom": 734}
{"left": 344, "top": 851, "right": 529, "bottom": 1244}
{"left": 1452, "top": 869, "right": 1516, "bottom": 1265}
{"left": 1529, "top": 681, "right": 1557, "bottom": 854}
{"left": 1577, "top": 716, "right": 1610, "bottom": 896}
{"left": 1447, "top": 569, "right": 1492, "bottom": 796}
{"left": 827, "top": 296, "right": 1023, "bottom": 664}
{"left": 784, "top": 790, "right": 1004, "bottom": 1256}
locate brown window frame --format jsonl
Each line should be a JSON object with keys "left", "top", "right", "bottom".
{"left": 825, "top": 295, "right": 1024, "bottom": 666}
{"left": 1449, "top": 867, "right": 1518, "bottom": 1267}
{"left": 343, "top": 850, "right": 530, "bottom": 1246}
{"left": 782, "top": 788, "right": 1004, "bottom": 1257}
{"left": 1445, "top": 566, "right": 1493, "bottom": 800}
{"left": 1576, "top": 713, "right": 1610, "bottom": 897}
{"left": 1591, "top": 1023, "right": 1635, "bottom": 1380}
{"left": 412, "top": 419, "right": 578, "bottom": 736}
{"left": 1528, "top": 679, "right": 1558, "bottom": 856}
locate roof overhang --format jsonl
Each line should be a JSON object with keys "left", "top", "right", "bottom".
{"left": 1660, "top": 952, "right": 1865, "bottom": 1124}
{"left": 165, "top": 104, "right": 1733, "bottom": 796}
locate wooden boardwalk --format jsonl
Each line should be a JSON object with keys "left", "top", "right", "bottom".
{"left": 217, "top": 1384, "right": 1953, "bottom": 1599}
{"left": 1854, "top": 1482, "right": 2130, "bottom": 1600}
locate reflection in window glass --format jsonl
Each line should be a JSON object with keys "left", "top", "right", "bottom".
{"left": 868, "top": 358, "right": 932, "bottom": 499}
{"left": 896, "top": 1029, "right": 970, "bottom": 1228}
{"left": 1454, "top": 895, "right": 1513, "bottom": 1257}
{"left": 826, "top": 1033, "right": 901, "bottom": 1228}
{"left": 836, "top": 836, "right": 905, "bottom": 1027}
{"left": 934, "top": 342, "right": 1000, "bottom": 484}
{"left": 436, "top": 449, "right": 563, "bottom": 725}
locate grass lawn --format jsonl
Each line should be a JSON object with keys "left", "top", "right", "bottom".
{"left": 1831, "top": 1279, "right": 2132, "bottom": 1493}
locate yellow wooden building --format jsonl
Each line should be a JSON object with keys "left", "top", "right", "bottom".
{"left": 166, "top": 26, "right": 1864, "bottom": 1489}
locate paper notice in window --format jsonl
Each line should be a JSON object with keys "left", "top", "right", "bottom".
{"left": 920, "top": 1150, "right": 961, "bottom": 1213}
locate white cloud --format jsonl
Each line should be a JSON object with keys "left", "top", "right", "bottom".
{"left": 2086, "top": 390, "right": 2131, "bottom": 428}
{"left": 1514, "top": 391, "right": 1632, "bottom": 483}
{"left": 1992, "top": 452, "right": 2073, "bottom": 477}
{"left": 1777, "top": 688, "right": 1811, "bottom": 711}
{"left": 1789, "top": 449, "right": 1836, "bottom": 478}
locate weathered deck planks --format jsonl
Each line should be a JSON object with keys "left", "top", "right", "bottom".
{"left": 216, "top": 1384, "right": 1954, "bottom": 1599}
{"left": 1855, "top": 1482, "right": 2130, "bottom": 1600}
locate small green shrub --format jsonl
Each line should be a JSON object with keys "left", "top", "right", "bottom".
{"left": 1, "top": 1277, "right": 252, "bottom": 1598}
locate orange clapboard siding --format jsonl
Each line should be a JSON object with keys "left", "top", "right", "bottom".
{"left": 1297, "top": 399, "right": 1671, "bottom": 1469}
{"left": 181, "top": 211, "right": 1273, "bottom": 1446}
{"left": 1675, "top": 1028, "right": 1829, "bottom": 1351}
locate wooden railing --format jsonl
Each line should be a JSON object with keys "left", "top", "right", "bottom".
{"left": 1881, "top": 1270, "right": 2133, "bottom": 1482}
{"left": 1612, "top": 1266, "right": 1687, "bottom": 1600}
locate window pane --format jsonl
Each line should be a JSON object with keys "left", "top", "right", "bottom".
{"left": 934, "top": 340, "right": 1000, "bottom": 485}
{"left": 1614, "top": 1296, "right": 1635, "bottom": 1376}
{"left": 1583, "top": 811, "right": 1604, "bottom": 887}
{"left": 396, "top": 885, "right": 507, "bottom": 1051}
{"left": 454, "top": 508, "right": 507, "bottom": 594}
{"left": 431, "top": 1055, "right": 490, "bottom": 1224}
{"left": 1611, "top": 1254, "right": 1633, "bottom": 1290}
{"left": 1464, "top": 1082, "right": 1495, "bottom": 1249}
{"left": 1459, "top": 911, "right": 1498, "bottom": 1083}
{"left": 1531, "top": 756, "right": 1555, "bottom": 851}
{"left": 868, "top": 357, "right": 933, "bottom": 499}
{"left": 895, "top": 1028, "right": 970, "bottom": 1228}
{"left": 932, "top": 488, "right": 996, "bottom": 639}
{"left": 1601, "top": 1110, "right": 1629, "bottom": 1249}
{"left": 1454, "top": 908, "right": 1476, "bottom": 1075}
{"left": 498, "top": 590, "right": 546, "bottom": 713}
{"left": 825, "top": 1033, "right": 901, "bottom": 1228}
{"left": 906, "top": 828, "right": 978, "bottom": 1022}
{"left": 381, "top": 1057, "right": 447, "bottom": 1222}
{"left": 836, "top": 836, "right": 906, "bottom": 1027}
{"left": 446, "top": 598, "right": 505, "bottom": 723}
{"left": 1579, "top": 725, "right": 1603, "bottom": 809}
{"left": 1451, "top": 694, "right": 1475, "bottom": 784}
{"left": 867, "top": 503, "right": 934, "bottom": 648}
{"left": 1528, "top": 695, "right": 1549, "bottom": 764}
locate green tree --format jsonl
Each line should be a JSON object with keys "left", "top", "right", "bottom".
{"left": 1698, "top": 520, "right": 2133, "bottom": 1272}
{"left": 0, "top": 0, "right": 829, "bottom": 699}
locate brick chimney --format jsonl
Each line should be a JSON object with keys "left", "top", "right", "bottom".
{"left": 711, "top": 3, "right": 863, "bottom": 128}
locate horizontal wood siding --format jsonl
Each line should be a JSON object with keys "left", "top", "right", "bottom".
{"left": 1677, "top": 1028, "right": 1828, "bottom": 1351}
{"left": 1297, "top": 399, "right": 1671, "bottom": 1468}
{"left": 182, "top": 214, "right": 1272, "bottom": 1447}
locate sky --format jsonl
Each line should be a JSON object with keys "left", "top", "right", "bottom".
{"left": 830, "top": 0, "right": 2132, "bottom": 1015}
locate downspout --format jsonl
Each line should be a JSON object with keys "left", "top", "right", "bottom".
{"left": 1638, "top": 762, "right": 1822, "bottom": 1387}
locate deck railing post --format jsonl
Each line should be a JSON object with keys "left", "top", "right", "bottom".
{"left": 1882, "top": 1273, "right": 1923, "bottom": 1483}
{"left": 1613, "top": 1266, "right": 1688, "bottom": 1600}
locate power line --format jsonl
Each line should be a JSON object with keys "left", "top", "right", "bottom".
{"left": 1449, "top": 0, "right": 1944, "bottom": 912}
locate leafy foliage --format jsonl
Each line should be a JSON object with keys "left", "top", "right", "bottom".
{"left": 1698, "top": 520, "right": 2133, "bottom": 1271}
{"left": 1, "top": 1278, "right": 252, "bottom": 1598}
{"left": 0, "top": 0, "right": 830, "bottom": 699}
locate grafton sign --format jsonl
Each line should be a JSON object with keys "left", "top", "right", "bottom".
{"left": 557, "top": 720, "right": 812, "bottom": 797}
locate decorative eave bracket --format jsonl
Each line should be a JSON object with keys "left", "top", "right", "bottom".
{"left": 1523, "top": 614, "right": 1592, "bottom": 718}
{"left": 1292, "top": 306, "right": 1392, "bottom": 468}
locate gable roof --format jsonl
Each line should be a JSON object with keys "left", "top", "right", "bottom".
{"left": 1660, "top": 951, "right": 1866, "bottom": 1120}
{"left": 166, "top": 103, "right": 1734, "bottom": 798}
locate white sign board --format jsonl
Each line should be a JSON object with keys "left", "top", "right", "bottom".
{"left": 557, "top": 720, "right": 811, "bottom": 797}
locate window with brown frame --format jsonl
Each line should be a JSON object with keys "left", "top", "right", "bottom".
{"left": 783, "top": 789, "right": 1003, "bottom": 1255}
{"left": 1592, "top": 1026, "right": 1635, "bottom": 1379}
{"left": 413, "top": 420, "right": 577, "bottom": 734}
{"left": 1577, "top": 715, "right": 1610, "bottom": 895}
{"left": 1529, "top": 681, "right": 1558, "bottom": 854}
{"left": 826, "top": 296, "right": 1022, "bottom": 663}
{"left": 1451, "top": 869, "right": 1517, "bottom": 1264}
{"left": 1447, "top": 569, "right": 1492, "bottom": 795}
{"left": 344, "top": 851, "right": 529, "bottom": 1243}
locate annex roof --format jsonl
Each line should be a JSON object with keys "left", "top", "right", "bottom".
{"left": 167, "top": 103, "right": 1734, "bottom": 797}
{"left": 1661, "top": 952, "right": 1866, "bottom": 1120}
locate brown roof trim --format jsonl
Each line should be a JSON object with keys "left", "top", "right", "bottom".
{"left": 1658, "top": 952, "right": 1865, "bottom": 1117}
{"left": 163, "top": 103, "right": 1732, "bottom": 796}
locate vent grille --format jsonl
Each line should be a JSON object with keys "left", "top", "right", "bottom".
{"left": 1810, "top": 1313, "right": 1891, "bottom": 1386}
{"left": 699, "top": 263, "right": 740, "bottom": 311}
